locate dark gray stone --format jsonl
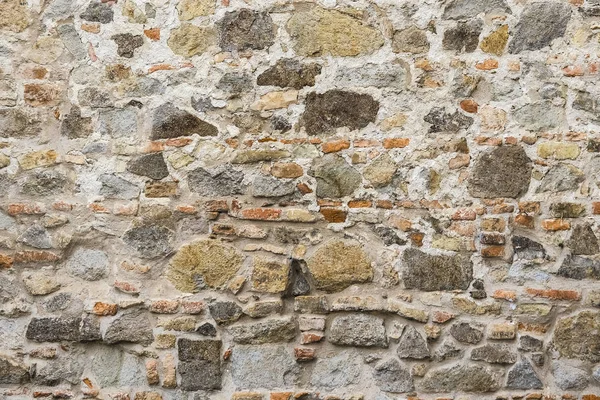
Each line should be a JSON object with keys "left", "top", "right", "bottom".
{"left": 372, "top": 358, "right": 414, "bottom": 393}
{"left": 512, "top": 236, "right": 546, "bottom": 260}
{"left": 424, "top": 107, "right": 473, "bottom": 133}
{"left": 127, "top": 152, "right": 169, "bottom": 180}
{"left": 217, "top": 72, "right": 253, "bottom": 95}
{"left": 61, "top": 106, "right": 92, "bottom": 138}
{"left": 231, "top": 345, "right": 298, "bottom": 390}
{"left": 397, "top": 325, "right": 429, "bottom": 359}
{"left": 122, "top": 223, "right": 173, "bottom": 259}
{"left": 566, "top": 223, "right": 599, "bottom": 255}
{"left": 402, "top": 248, "right": 473, "bottom": 291}
{"left": 66, "top": 248, "right": 109, "bottom": 281}
{"left": 471, "top": 344, "right": 517, "bottom": 364}
{"left": 301, "top": 90, "right": 379, "bottom": 135}
{"left": 196, "top": 322, "right": 217, "bottom": 336}
{"left": 506, "top": 359, "right": 543, "bottom": 389}
{"left": 0, "top": 355, "right": 29, "bottom": 384}
{"left": 18, "top": 224, "right": 52, "bottom": 249}
{"left": 80, "top": 2, "right": 113, "bottom": 23}
{"left": 178, "top": 338, "right": 221, "bottom": 362}
{"left": 518, "top": 335, "right": 543, "bottom": 352}
{"left": 179, "top": 360, "right": 222, "bottom": 391}
{"left": 450, "top": 322, "right": 484, "bottom": 344}
{"left": 218, "top": 9, "right": 275, "bottom": 51}
{"left": 252, "top": 175, "right": 295, "bottom": 197}
{"left": 78, "top": 87, "right": 112, "bottom": 108}
{"left": 418, "top": 363, "right": 502, "bottom": 393}
{"left": 112, "top": 33, "right": 144, "bottom": 58}
{"left": 392, "top": 26, "right": 430, "bottom": 54}
{"left": 151, "top": 104, "right": 218, "bottom": 140}
{"left": 228, "top": 317, "right": 296, "bottom": 344}
{"left": 469, "top": 146, "right": 532, "bottom": 198}
{"left": 557, "top": 255, "right": 600, "bottom": 280}
{"left": 99, "top": 174, "right": 140, "bottom": 200}
{"left": 537, "top": 163, "right": 584, "bottom": 193}
{"left": 372, "top": 226, "right": 407, "bottom": 246}
{"left": 188, "top": 166, "right": 245, "bottom": 197}
{"left": 309, "top": 155, "right": 362, "bottom": 199}
{"left": 329, "top": 314, "right": 387, "bottom": 348}
{"left": 443, "top": 0, "right": 511, "bottom": 19}
{"left": 26, "top": 317, "right": 81, "bottom": 342}
{"left": 103, "top": 309, "right": 154, "bottom": 345}
{"left": 209, "top": 301, "right": 243, "bottom": 325}
{"left": 257, "top": 59, "right": 322, "bottom": 89}
{"left": 573, "top": 90, "right": 600, "bottom": 120}
{"left": 442, "top": 20, "right": 483, "bottom": 53}
{"left": 509, "top": 2, "right": 571, "bottom": 53}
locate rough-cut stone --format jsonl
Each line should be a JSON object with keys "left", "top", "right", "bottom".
{"left": 334, "top": 64, "right": 408, "bottom": 89}
{"left": 209, "top": 301, "right": 243, "bottom": 325}
{"left": 450, "top": 322, "right": 484, "bottom": 344}
{"left": 481, "top": 25, "right": 509, "bottom": 56}
{"left": 22, "top": 170, "right": 67, "bottom": 196}
{"left": 392, "top": 26, "right": 429, "bottom": 54}
{"left": 22, "top": 270, "right": 60, "bottom": 296}
{"left": 372, "top": 358, "right": 413, "bottom": 393}
{"left": 257, "top": 59, "right": 322, "bottom": 89}
{"left": 306, "top": 240, "right": 372, "bottom": 292}
{"left": 112, "top": 34, "right": 144, "bottom": 58}
{"left": 104, "top": 309, "right": 154, "bottom": 345}
{"left": 537, "top": 163, "right": 584, "bottom": 193}
{"left": 61, "top": 106, "right": 92, "bottom": 138}
{"left": 252, "top": 175, "right": 295, "bottom": 197}
{"left": 251, "top": 257, "right": 290, "bottom": 293}
{"left": 513, "top": 101, "right": 564, "bottom": 131}
{"left": 309, "top": 155, "right": 362, "bottom": 199}
{"left": 178, "top": 338, "right": 222, "bottom": 391}
{"left": 424, "top": 107, "right": 473, "bottom": 133}
{"left": 0, "top": 108, "right": 41, "bottom": 138}
{"left": 127, "top": 152, "right": 169, "bottom": 180}
{"left": 151, "top": 104, "right": 217, "bottom": 139}
{"left": 329, "top": 314, "right": 387, "bottom": 348}
{"left": 218, "top": 9, "right": 275, "bottom": 52}
{"left": 553, "top": 311, "right": 600, "bottom": 362}
{"left": 168, "top": 240, "right": 243, "bottom": 292}
{"left": 470, "top": 344, "right": 517, "bottom": 364}
{"left": 566, "top": 224, "right": 599, "bottom": 255}
{"left": 506, "top": 359, "right": 543, "bottom": 389}
{"left": 509, "top": 2, "right": 571, "bottom": 53}
{"left": 80, "top": 2, "right": 113, "bottom": 23}
{"left": 310, "top": 351, "right": 361, "bottom": 389}
{"left": 18, "top": 224, "right": 52, "bottom": 249}
{"left": 364, "top": 153, "right": 397, "bottom": 188}
{"left": 26, "top": 317, "right": 82, "bottom": 342}
{"left": 469, "top": 146, "right": 532, "bottom": 198}
{"left": 418, "top": 364, "right": 502, "bottom": 393}
{"left": 286, "top": 7, "right": 384, "bottom": 57}
{"left": 443, "top": 0, "right": 511, "bottom": 20}
{"left": 123, "top": 223, "right": 173, "bottom": 259}
{"left": 66, "top": 248, "right": 109, "bottom": 281}
{"left": 397, "top": 326, "right": 429, "bottom": 359}
{"left": 188, "top": 165, "right": 245, "bottom": 196}
{"left": 99, "top": 174, "right": 140, "bottom": 200}
{"left": 402, "top": 248, "right": 472, "bottom": 291}
{"left": 228, "top": 317, "right": 296, "bottom": 344}
{"left": 552, "top": 362, "right": 588, "bottom": 390}
{"left": 443, "top": 20, "right": 483, "bottom": 53}
{"left": 0, "top": 0, "right": 30, "bottom": 32}
{"left": 231, "top": 345, "right": 298, "bottom": 390}
{"left": 168, "top": 23, "right": 216, "bottom": 57}
{"left": 557, "top": 254, "right": 600, "bottom": 280}
{"left": 0, "top": 355, "right": 29, "bottom": 384}
{"left": 178, "top": 0, "right": 215, "bottom": 20}
{"left": 301, "top": 90, "right": 379, "bottom": 135}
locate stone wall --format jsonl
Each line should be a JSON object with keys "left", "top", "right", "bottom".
{"left": 1, "top": 0, "right": 600, "bottom": 398}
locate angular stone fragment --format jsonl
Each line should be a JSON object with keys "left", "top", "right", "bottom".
{"left": 251, "top": 257, "right": 290, "bottom": 293}
{"left": 151, "top": 104, "right": 217, "bottom": 139}
{"left": 553, "top": 311, "right": 600, "bottom": 362}
{"left": 209, "top": 301, "right": 243, "bottom": 325}
{"left": 0, "top": 355, "right": 29, "bottom": 384}
{"left": 506, "top": 359, "right": 543, "bottom": 389}
{"left": 552, "top": 362, "right": 588, "bottom": 390}
{"left": 22, "top": 270, "right": 60, "bottom": 296}
{"left": 509, "top": 2, "right": 571, "bottom": 53}
{"left": 301, "top": 90, "right": 379, "bottom": 135}
{"left": 306, "top": 240, "right": 372, "bottom": 292}
{"left": 309, "top": 155, "right": 362, "bottom": 199}
{"left": 0, "top": 0, "right": 30, "bottom": 32}
{"left": 252, "top": 175, "right": 295, "bottom": 198}
{"left": 80, "top": 2, "right": 113, "bottom": 23}
{"left": 178, "top": 338, "right": 221, "bottom": 361}
{"left": 335, "top": 64, "right": 408, "bottom": 89}
{"left": 519, "top": 335, "right": 544, "bottom": 352}
{"left": 104, "top": 309, "right": 154, "bottom": 345}
{"left": 168, "top": 23, "right": 216, "bottom": 57}
{"left": 188, "top": 165, "right": 245, "bottom": 196}
{"left": 123, "top": 224, "right": 173, "bottom": 259}
{"left": 471, "top": 344, "right": 517, "bottom": 364}
{"left": 26, "top": 317, "right": 81, "bottom": 342}
{"left": 232, "top": 345, "right": 298, "bottom": 389}
{"left": 112, "top": 33, "right": 143, "bottom": 58}
{"left": 443, "top": 0, "right": 511, "bottom": 19}
{"left": 573, "top": 90, "right": 600, "bottom": 120}
{"left": 18, "top": 224, "right": 52, "bottom": 249}
{"left": 329, "top": 314, "right": 387, "bottom": 348}
{"left": 65, "top": 248, "right": 109, "bottom": 281}
{"left": 418, "top": 363, "right": 502, "bottom": 393}
{"left": 228, "top": 317, "right": 296, "bottom": 344}
{"left": 127, "top": 152, "right": 169, "bottom": 180}
{"left": 566, "top": 224, "right": 599, "bottom": 255}
{"left": 257, "top": 59, "right": 322, "bottom": 89}
{"left": 286, "top": 7, "right": 384, "bottom": 57}
{"left": 99, "top": 174, "right": 140, "bottom": 200}
{"left": 98, "top": 108, "right": 137, "bottom": 138}
{"left": 363, "top": 153, "right": 397, "bottom": 188}
{"left": 513, "top": 101, "right": 565, "bottom": 131}
{"left": 433, "top": 340, "right": 463, "bottom": 362}
{"left": 196, "top": 322, "right": 217, "bottom": 336}
{"left": 480, "top": 25, "right": 509, "bottom": 56}
{"left": 311, "top": 351, "right": 361, "bottom": 389}
{"left": 450, "top": 322, "right": 484, "bottom": 344}
{"left": 244, "top": 300, "right": 283, "bottom": 318}
{"left": 537, "top": 163, "right": 584, "bottom": 193}
{"left": 218, "top": 9, "right": 275, "bottom": 52}
{"left": 0, "top": 108, "right": 41, "bottom": 138}
{"left": 550, "top": 202, "right": 586, "bottom": 218}
{"left": 424, "top": 107, "right": 473, "bottom": 133}
{"left": 402, "top": 248, "right": 472, "bottom": 291}
{"left": 443, "top": 20, "right": 483, "bottom": 53}
{"left": 392, "top": 26, "right": 429, "bottom": 54}
{"left": 372, "top": 358, "right": 413, "bottom": 393}
{"left": 557, "top": 254, "right": 600, "bottom": 280}
{"left": 397, "top": 326, "right": 429, "bottom": 359}
{"left": 168, "top": 240, "right": 243, "bottom": 292}
{"left": 61, "top": 106, "right": 92, "bottom": 139}
{"left": 178, "top": 0, "right": 215, "bottom": 20}
{"left": 469, "top": 146, "right": 532, "bottom": 198}
{"left": 178, "top": 339, "right": 222, "bottom": 390}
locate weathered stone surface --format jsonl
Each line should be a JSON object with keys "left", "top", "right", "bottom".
{"left": 418, "top": 364, "right": 502, "bottom": 393}
{"left": 218, "top": 9, "right": 275, "bottom": 52}
{"left": 506, "top": 359, "right": 543, "bottom": 389}
{"left": 334, "top": 64, "right": 408, "bottom": 89}
{"left": 0, "top": 0, "right": 30, "bottom": 32}
{"left": 80, "top": 2, "right": 113, "bottom": 23}
{"left": 18, "top": 224, "right": 52, "bottom": 249}
{"left": 469, "top": 146, "right": 532, "bottom": 198}
{"left": 392, "top": 26, "right": 429, "bottom": 54}
{"left": 537, "top": 163, "right": 584, "bottom": 193}
{"left": 98, "top": 108, "right": 137, "bottom": 138}
{"left": 557, "top": 254, "right": 600, "bottom": 280}
{"left": 329, "top": 314, "right": 387, "bottom": 348}
{"left": 178, "top": 0, "right": 215, "bottom": 20}
{"left": 168, "top": 240, "right": 243, "bottom": 292}
{"left": 450, "top": 322, "right": 484, "bottom": 344}
{"left": 99, "top": 174, "right": 140, "bottom": 200}
{"left": 301, "top": 90, "right": 379, "bottom": 135}
{"left": 309, "top": 155, "right": 362, "bottom": 199}
{"left": 257, "top": 59, "right": 322, "bottom": 89}
{"left": 151, "top": 104, "right": 217, "bottom": 139}
{"left": 397, "top": 326, "right": 429, "bottom": 359}
{"left": 364, "top": 153, "right": 397, "bottom": 188}
{"left": 509, "top": 2, "right": 571, "bottom": 53}
{"left": 231, "top": 345, "right": 298, "bottom": 389}
{"left": 0, "top": 355, "right": 29, "bottom": 384}
{"left": 123, "top": 223, "right": 173, "bottom": 259}
{"left": 228, "top": 317, "right": 296, "bottom": 344}
{"left": 443, "top": 0, "right": 511, "bottom": 20}
{"left": 552, "top": 362, "right": 588, "bottom": 390}
{"left": 168, "top": 23, "right": 216, "bottom": 57}
{"left": 127, "top": 152, "right": 169, "bottom": 180}
{"left": 209, "top": 301, "right": 243, "bottom": 325}
{"left": 286, "top": 7, "right": 384, "bottom": 57}
{"left": 252, "top": 175, "right": 295, "bottom": 197}
{"left": 566, "top": 223, "right": 599, "bottom": 255}
{"left": 91, "top": 347, "right": 123, "bottom": 387}
{"left": 0, "top": 108, "right": 41, "bottom": 138}
{"left": 513, "top": 101, "right": 565, "bottom": 131}
{"left": 104, "top": 309, "right": 154, "bottom": 345}
{"left": 443, "top": 20, "right": 483, "bottom": 53}
{"left": 61, "top": 106, "right": 92, "bottom": 138}
{"left": 188, "top": 165, "right": 245, "bottom": 196}
{"left": 310, "top": 351, "right": 361, "bottom": 389}
{"left": 22, "top": 270, "right": 60, "bottom": 296}
{"left": 402, "top": 248, "right": 472, "bottom": 291}
{"left": 553, "top": 311, "right": 600, "bottom": 362}
{"left": 306, "top": 240, "right": 372, "bottom": 292}
{"left": 424, "top": 107, "right": 473, "bottom": 133}
{"left": 481, "top": 25, "right": 509, "bottom": 56}
{"left": 251, "top": 257, "right": 290, "bottom": 293}
{"left": 372, "top": 358, "right": 413, "bottom": 393}
{"left": 112, "top": 33, "right": 143, "bottom": 58}
{"left": 26, "top": 317, "right": 82, "bottom": 342}
{"left": 66, "top": 248, "right": 109, "bottom": 281}
{"left": 470, "top": 344, "right": 517, "bottom": 364}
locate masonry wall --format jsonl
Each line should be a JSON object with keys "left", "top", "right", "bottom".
{"left": 1, "top": 0, "right": 600, "bottom": 399}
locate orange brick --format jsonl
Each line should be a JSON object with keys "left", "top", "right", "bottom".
{"left": 320, "top": 208, "right": 346, "bottom": 223}
{"left": 481, "top": 245, "right": 505, "bottom": 258}
{"left": 388, "top": 215, "right": 412, "bottom": 231}
{"left": 297, "top": 183, "right": 312, "bottom": 194}
{"left": 409, "top": 232, "right": 424, "bottom": 247}
{"left": 348, "top": 200, "right": 371, "bottom": 208}
{"left": 541, "top": 219, "right": 570, "bottom": 231}
{"left": 492, "top": 289, "right": 517, "bottom": 302}
{"left": 322, "top": 139, "right": 350, "bottom": 153}
{"left": 270, "top": 393, "right": 293, "bottom": 400}
{"left": 294, "top": 347, "right": 315, "bottom": 362}
{"left": 81, "top": 23, "right": 100, "bottom": 33}
{"left": 240, "top": 208, "right": 281, "bottom": 221}
{"left": 144, "top": 28, "right": 160, "bottom": 41}
{"left": 7, "top": 203, "right": 45, "bottom": 215}
{"left": 476, "top": 59, "right": 499, "bottom": 70}
{"left": 375, "top": 200, "right": 394, "bottom": 209}
{"left": 583, "top": 395, "right": 600, "bottom": 400}
{"left": 176, "top": 205, "right": 197, "bottom": 214}
{"left": 519, "top": 201, "right": 541, "bottom": 214}
{"left": 504, "top": 136, "right": 518, "bottom": 145}
{"left": 460, "top": 99, "right": 478, "bottom": 113}
{"left": 525, "top": 288, "right": 581, "bottom": 301}
{"left": 452, "top": 208, "right": 476, "bottom": 221}
{"left": 114, "top": 280, "right": 140, "bottom": 294}
{"left": 383, "top": 138, "right": 410, "bottom": 149}
{"left": 0, "top": 253, "right": 14, "bottom": 269}
{"left": 491, "top": 203, "right": 514, "bottom": 214}
{"left": 149, "top": 64, "right": 175, "bottom": 73}
{"left": 300, "top": 332, "right": 324, "bottom": 344}
{"left": 92, "top": 302, "right": 118, "bottom": 316}
{"left": 593, "top": 202, "right": 600, "bottom": 215}
{"left": 514, "top": 213, "right": 534, "bottom": 229}
{"left": 89, "top": 203, "right": 109, "bottom": 213}
{"left": 52, "top": 201, "right": 74, "bottom": 211}
{"left": 204, "top": 200, "right": 228, "bottom": 212}
{"left": 14, "top": 250, "right": 60, "bottom": 264}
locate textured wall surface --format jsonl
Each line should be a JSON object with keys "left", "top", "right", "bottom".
{"left": 2, "top": 0, "right": 600, "bottom": 399}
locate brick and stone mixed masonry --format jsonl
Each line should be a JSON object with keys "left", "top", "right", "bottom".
{"left": 4, "top": 0, "right": 600, "bottom": 399}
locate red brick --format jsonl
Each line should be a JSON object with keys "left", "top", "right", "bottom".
{"left": 476, "top": 59, "right": 498, "bottom": 70}
{"left": 481, "top": 245, "right": 505, "bottom": 258}
{"left": 270, "top": 393, "right": 292, "bottom": 400}
{"left": 452, "top": 208, "right": 476, "bottom": 221}
{"left": 492, "top": 289, "right": 517, "bottom": 302}
{"left": 348, "top": 200, "right": 371, "bottom": 208}
{"left": 7, "top": 203, "right": 45, "bottom": 215}
{"left": 204, "top": 200, "right": 229, "bottom": 212}
{"left": 92, "top": 302, "right": 118, "bottom": 316}
{"left": 294, "top": 347, "right": 315, "bottom": 362}
{"left": 14, "top": 250, "right": 60, "bottom": 264}
{"left": 322, "top": 139, "right": 350, "bottom": 153}
{"left": 181, "top": 300, "right": 204, "bottom": 314}
{"left": 541, "top": 219, "right": 570, "bottom": 231}
{"left": 320, "top": 208, "right": 346, "bottom": 223}
{"left": 240, "top": 208, "right": 281, "bottom": 221}
{"left": 114, "top": 280, "right": 140, "bottom": 294}
{"left": 593, "top": 202, "right": 600, "bottom": 215}
{"left": 149, "top": 300, "right": 179, "bottom": 314}
{"left": 300, "top": 332, "right": 324, "bottom": 344}
{"left": 432, "top": 311, "right": 455, "bottom": 324}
